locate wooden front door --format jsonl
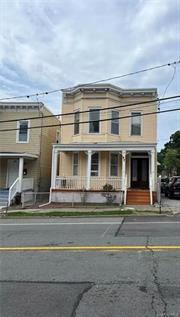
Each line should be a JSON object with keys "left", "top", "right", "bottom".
{"left": 131, "top": 158, "right": 149, "bottom": 189}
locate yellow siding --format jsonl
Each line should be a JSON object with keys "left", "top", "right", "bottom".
{"left": 61, "top": 90, "right": 157, "bottom": 145}
{"left": 0, "top": 106, "right": 60, "bottom": 191}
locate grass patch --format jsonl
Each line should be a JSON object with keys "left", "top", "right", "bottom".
{"left": 4, "top": 209, "right": 160, "bottom": 218}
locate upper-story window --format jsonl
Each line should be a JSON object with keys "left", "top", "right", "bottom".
{"left": 89, "top": 109, "right": 100, "bottom": 133}
{"left": 17, "top": 120, "right": 30, "bottom": 143}
{"left": 110, "top": 153, "right": 118, "bottom": 176}
{"left": 111, "top": 110, "right": 119, "bottom": 135}
{"left": 91, "top": 153, "right": 99, "bottom": 176}
{"left": 131, "top": 112, "right": 141, "bottom": 136}
{"left": 74, "top": 111, "right": 80, "bottom": 135}
{"left": 72, "top": 153, "right": 79, "bottom": 176}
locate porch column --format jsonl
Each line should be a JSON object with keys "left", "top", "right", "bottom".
{"left": 150, "top": 148, "right": 155, "bottom": 191}
{"left": 122, "top": 150, "right": 126, "bottom": 190}
{"left": 18, "top": 157, "right": 24, "bottom": 192}
{"left": 51, "top": 149, "right": 58, "bottom": 188}
{"left": 86, "top": 150, "right": 92, "bottom": 190}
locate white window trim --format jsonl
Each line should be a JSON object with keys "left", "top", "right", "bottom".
{"left": 16, "top": 120, "right": 30, "bottom": 143}
{"left": 129, "top": 112, "right": 143, "bottom": 137}
{"left": 110, "top": 110, "right": 120, "bottom": 135}
{"left": 91, "top": 152, "right": 100, "bottom": 177}
{"left": 72, "top": 152, "right": 79, "bottom": 176}
{"left": 109, "top": 152, "right": 119, "bottom": 177}
{"left": 74, "top": 109, "right": 80, "bottom": 135}
{"left": 88, "top": 107, "right": 101, "bottom": 134}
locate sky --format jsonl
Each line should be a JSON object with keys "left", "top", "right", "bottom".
{"left": 0, "top": 0, "right": 180, "bottom": 150}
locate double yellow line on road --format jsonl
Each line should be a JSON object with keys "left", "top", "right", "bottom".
{"left": 0, "top": 246, "right": 180, "bottom": 252}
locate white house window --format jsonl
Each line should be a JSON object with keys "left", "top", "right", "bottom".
{"left": 73, "top": 153, "right": 79, "bottom": 176}
{"left": 89, "top": 109, "right": 100, "bottom": 133}
{"left": 74, "top": 111, "right": 80, "bottom": 135}
{"left": 17, "top": 120, "right": 29, "bottom": 143}
{"left": 110, "top": 153, "right": 118, "bottom": 176}
{"left": 91, "top": 153, "right": 99, "bottom": 176}
{"left": 111, "top": 110, "right": 119, "bottom": 135}
{"left": 131, "top": 112, "right": 141, "bottom": 136}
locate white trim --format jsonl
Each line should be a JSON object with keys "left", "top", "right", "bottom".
{"left": 0, "top": 153, "right": 38, "bottom": 159}
{"left": 53, "top": 145, "right": 156, "bottom": 153}
{"left": 16, "top": 120, "right": 30, "bottom": 143}
{"left": 129, "top": 111, "right": 143, "bottom": 137}
{"left": 110, "top": 109, "right": 120, "bottom": 135}
{"left": 74, "top": 109, "right": 80, "bottom": 135}
{"left": 109, "top": 152, "right": 119, "bottom": 177}
{"left": 91, "top": 152, "right": 100, "bottom": 177}
{"left": 88, "top": 107, "right": 101, "bottom": 134}
{"left": 128, "top": 152, "right": 131, "bottom": 188}
{"left": 72, "top": 152, "right": 79, "bottom": 176}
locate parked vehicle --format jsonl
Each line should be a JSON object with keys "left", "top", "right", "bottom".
{"left": 161, "top": 177, "right": 169, "bottom": 193}
{"left": 164, "top": 176, "right": 180, "bottom": 198}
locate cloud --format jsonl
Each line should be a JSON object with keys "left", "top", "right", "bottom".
{"left": 0, "top": 0, "right": 179, "bottom": 149}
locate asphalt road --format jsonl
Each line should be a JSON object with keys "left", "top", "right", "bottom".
{"left": 0, "top": 216, "right": 180, "bottom": 317}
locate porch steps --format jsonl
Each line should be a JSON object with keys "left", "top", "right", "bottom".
{"left": 0, "top": 189, "right": 9, "bottom": 208}
{"left": 126, "top": 189, "right": 150, "bottom": 205}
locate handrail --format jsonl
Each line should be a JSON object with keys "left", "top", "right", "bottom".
{"left": 8, "top": 177, "right": 19, "bottom": 206}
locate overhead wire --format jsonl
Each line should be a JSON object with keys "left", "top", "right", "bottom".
{"left": 0, "top": 107, "right": 179, "bottom": 133}
{"left": 0, "top": 94, "right": 180, "bottom": 124}
{"left": 0, "top": 60, "right": 179, "bottom": 101}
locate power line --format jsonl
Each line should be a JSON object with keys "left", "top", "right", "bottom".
{"left": 0, "top": 60, "right": 179, "bottom": 102}
{"left": 0, "top": 94, "right": 180, "bottom": 124}
{"left": 0, "top": 107, "right": 179, "bottom": 133}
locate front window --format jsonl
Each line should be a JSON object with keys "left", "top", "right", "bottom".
{"left": 110, "top": 153, "right": 118, "bottom": 176}
{"left": 91, "top": 153, "right": 99, "bottom": 176}
{"left": 131, "top": 112, "right": 141, "bottom": 136}
{"left": 74, "top": 111, "right": 80, "bottom": 135}
{"left": 17, "top": 120, "right": 29, "bottom": 142}
{"left": 111, "top": 110, "right": 119, "bottom": 135}
{"left": 89, "top": 109, "right": 100, "bottom": 133}
{"left": 73, "top": 153, "right": 79, "bottom": 176}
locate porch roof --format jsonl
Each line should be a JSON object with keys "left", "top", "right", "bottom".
{"left": 53, "top": 142, "right": 156, "bottom": 152}
{"left": 0, "top": 152, "right": 38, "bottom": 160}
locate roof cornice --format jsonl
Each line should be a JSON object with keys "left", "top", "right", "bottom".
{"left": 62, "top": 84, "right": 157, "bottom": 97}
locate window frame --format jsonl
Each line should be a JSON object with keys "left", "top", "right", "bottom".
{"left": 16, "top": 120, "right": 30, "bottom": 143}
{"left": 111, "top": 110, "right": 119, "bottom": 135}
{"left": 91, "top": 152, "right": 99, "bottom": 177}
{"left": 89, "top": 108, "right": 101, "bottom": 134}
{"left": 130, "top": 112, "right": 142, "bottom": 136}
{"left": 74, "top": 110, "right": 80, "bottom": 135}
{"left": 109, "top": 153, "right": 119, "bottom": 177}
{"left": 72, "top": 152, "right": 79, "bottom": 176}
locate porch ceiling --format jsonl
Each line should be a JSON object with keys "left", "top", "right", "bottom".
{"left": 53, "top": 142, "right": 156, "bottom": 152}
{"left": 0, "top": 152, "right": 38, "bottom": 160}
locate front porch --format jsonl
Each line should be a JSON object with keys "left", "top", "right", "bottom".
{"left": 51, "top": 143, "right": 157, "bottom": 205}
{"left": 0, "top": 153, "right": 37, "bottom": 206}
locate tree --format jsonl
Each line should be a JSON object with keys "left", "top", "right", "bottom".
{"left": 164, "top": 149, "right": 180, "bottom": 176}
{"left": 158, "top": 130, "right": 180, "bottom": 176}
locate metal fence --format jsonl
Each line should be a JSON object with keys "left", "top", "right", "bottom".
{"left": 21, "top": 191, "right": 50, "bottom": 208}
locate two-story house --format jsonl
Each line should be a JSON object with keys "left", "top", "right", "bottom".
{"left": 0, "top": 102, "right": 60, "bottom": 207}
{"left": 50, "top": 84, "right": 157, "bottom": 205}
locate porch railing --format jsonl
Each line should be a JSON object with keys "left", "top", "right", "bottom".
{"left": 8, "top": 177, "right": 20, "bottom": 206}
{"left": 55, "top": 176, "right": 122, "bottom": 191}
